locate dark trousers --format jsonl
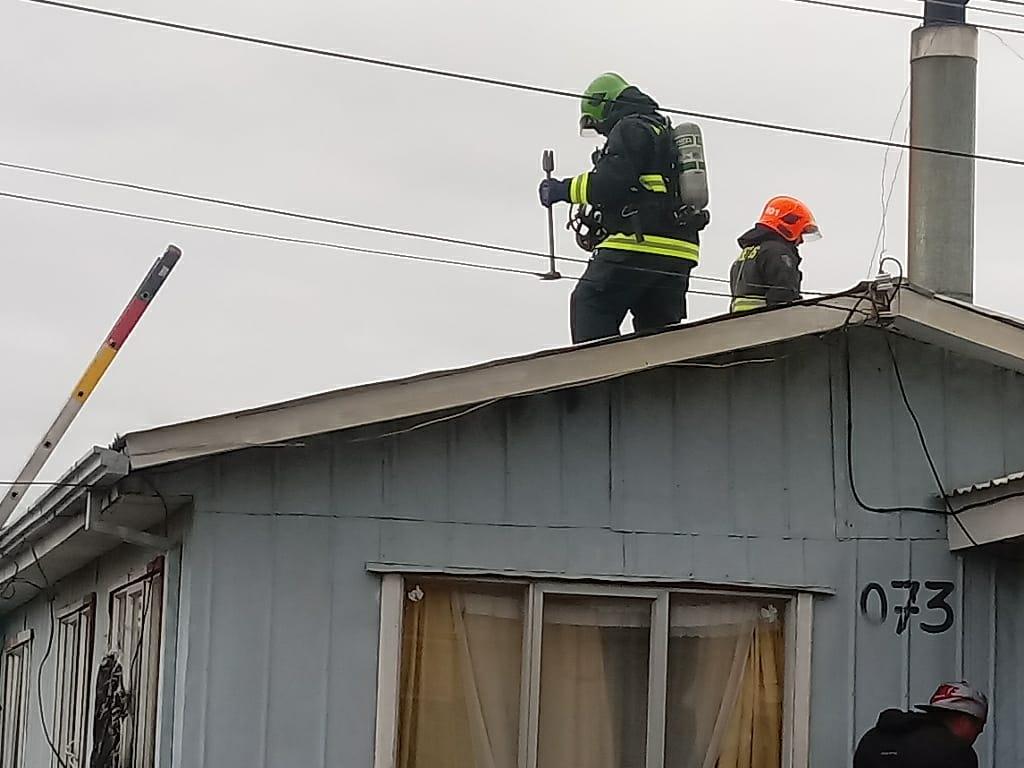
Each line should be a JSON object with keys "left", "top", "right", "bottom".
{"left": 569, "top": 249, "right": 692, "bottom": 343}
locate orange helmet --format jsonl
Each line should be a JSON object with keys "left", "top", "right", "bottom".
{"left": 758, "top": 196, "right": 821, "bottom": 244}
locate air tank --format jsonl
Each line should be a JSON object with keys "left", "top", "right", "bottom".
{"left": 671, "top": 122, "right": 709, "bottom": 211}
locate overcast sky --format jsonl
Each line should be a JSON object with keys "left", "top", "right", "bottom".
{"left": 2, "top": 0, "right": 1024, "bottom": 512}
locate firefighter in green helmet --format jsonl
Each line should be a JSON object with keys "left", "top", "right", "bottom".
{"left": 539, "top": 73, "right": 709, "bottom": 343}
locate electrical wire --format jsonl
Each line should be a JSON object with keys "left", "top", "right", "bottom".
{"left": 140, "top": 476, "right": 172, "bottom": 539}
{"left": 884, "top": 334, "right": 979, "bottom": 545}
{"left": 841, "top": 320, "right": 979, "bottom": 545}
{"left": 0, "top": 186, "right": 851, "bottom": 304}
{"left": 30, "top": 544, "right": 73, "bottom": 768}
{"left": 0, "top": 481, "right": 100, "bottom": 488}
{"left": 0, "top": 158, "right": 848, "bottom": 296}
{"left": 125, "top": 578, "right": 153, "bottom": 722}
{"left": 868, "top": 85, "right": 911, "bottom": 278}
{"left": 17, "top": 0, "right": 1024, "bottom": 169}
{"left": 0, "top": 158, "right": 756, "bottom": 290}
{"left": 785, "top": 0, "right": 1024, "bottom": 35}
{"left": 0, "top": 161, "right": 556, "bottom": 267}
{"left": 987, "top": 29, "right": 1024, "bottom": 60}
{"left": 906, "top": 0, "right": 1024, "bottom": 20}
{"left": 0, "top": 189, "right": 542, "bottom": 278}
{"left": 0, "top": 556, "right": 46, "bottom": 598}
{"left": 842, "top": 328, "right": 952, "bottom": 516}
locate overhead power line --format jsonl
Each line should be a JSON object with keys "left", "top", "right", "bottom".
{"left": 987, "top": 29, "right": 1024, "bottom": 59}
{"left": 0, "top": 160, "right": 557, "bottom": 262}
{"left": 785, "top": 0, "right": 1024, "bottom": 34}
{"left": 18, "top": 0, "right": 1024, "bottom": 169}
{"left": 0, "top": 188, "right": 764, "bottom": 299}
{"left": 0, "top": 189, "right": 542, "bottom": 278}
{"left": 0, "top": 159, "right": 847, "bottom": 296}
{"left": 0, "top": 159, "right": 750, "bottom": 288}
{"left": 908, "top": 0, "right": 1024, "bottom": 21}
{"left": 0, "top": 187, "right": 875, "bottom": 314}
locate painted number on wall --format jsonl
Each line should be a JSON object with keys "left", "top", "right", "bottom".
{"left": 859, "top": 580, "right": 956, "bottom": 635}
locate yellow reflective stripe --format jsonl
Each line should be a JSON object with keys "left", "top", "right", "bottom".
{"left": 730, "top": 297, "right": 768, "bottom": 313}
{"left": 600, "top": 234, "right": 700, "bottom": 262}
{"left": 639, "top": 174, "right": 668, "bottom": 193}
{"left": 569, "top": 173, "right": 590, "bottom": 204}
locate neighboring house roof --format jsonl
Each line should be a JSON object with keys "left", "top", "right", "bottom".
{"left": 948, "top": 470, "right": 1024, "bottom": 552}
{"left": 4, "top": 279, "right": 1024, "bottom": 603}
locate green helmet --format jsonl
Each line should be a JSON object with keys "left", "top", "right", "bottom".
{"left": 580, "top": 72, "right": 630, "bottom": 134}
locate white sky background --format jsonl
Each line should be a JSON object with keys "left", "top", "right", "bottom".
{"left": 2, "top": 0, "right": 1023, "bottom": 511}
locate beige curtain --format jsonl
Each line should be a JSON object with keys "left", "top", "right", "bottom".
{"left": 536, "top": 619, "right": 617, "bottom": 768}
{"left": 397, "top": 583, "right": 523, "bottom": 768}
{"left": 397, "top": 586, "right": 783, "bottom": 768}
{"left": 716, "top": 621, "right": 785, "bottom": 768}
{"left": 537, "top": 597, "right": 650, "bottom": 768}
{"left": 453, "top": 592, "right": 522, "bottom": 768}
{"left": 665, "top": 603, "right": 757, "bottom": 768}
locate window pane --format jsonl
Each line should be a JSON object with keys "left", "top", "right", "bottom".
{"left": 397, "top": 580, "right": 524, "bottom": 768}
{"left": 537, "top": 596, "right": 651, "bottom": 768}
{"left": 2, "top": 642, "right": 30, "bottom": 768}
{"left": 664, "top": 598, "right": 784, "bottom": 768}
{"left": 106, "top": 573, "right": 163, "bottom": 768}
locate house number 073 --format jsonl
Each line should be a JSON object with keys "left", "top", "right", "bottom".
{"left": 859, "top": 580, "right": 956, "bottom": 635}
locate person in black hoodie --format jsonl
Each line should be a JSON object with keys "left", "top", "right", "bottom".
{"left": 854, "top": 681, "right": 988, "bottom": 768}
{"left": 539, "top": 72, "right": 708, "bottom": 343}
{"left": 730, "top": 196, "right": 820, "bottom": 313}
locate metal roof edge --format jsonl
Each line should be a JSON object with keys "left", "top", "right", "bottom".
{"left": 952, "top": 470, "right": 1024, "bottom": 497}
{"left": 0, "top": 446, "right": 128, "bottom": 556}
{"left": 123, "top": 295, "right": 868, "bottom": 469}
{"left": 891, "top": 288, "right": 1024, "bottom": 374}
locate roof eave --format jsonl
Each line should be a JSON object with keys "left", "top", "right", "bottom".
{"left": 0, "top": 446, "right": 129, "bottom": 555}
{"left": 891, "top": 287, "right": 1024, "bottom": 374}
{"left": 123, "top": 294, "right": 870, "bottom": 469}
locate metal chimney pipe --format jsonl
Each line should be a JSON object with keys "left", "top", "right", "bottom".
{"left": 907, "top": 22, "right": 978, "bottom": 303}
{"left": 923, "top": 0, "right": 968, "bottom": 25}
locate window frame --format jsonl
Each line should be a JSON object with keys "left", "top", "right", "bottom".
{"left": 1, "top": 630, "right": 33, "bottom": 768}
{"left": 373, "top": 576, "right": 814, "bottom": 768}
{"left": 52, "top": 595, "right": 97, "bottom": 768}
{"left": 107, "top": 564, "right": 164, "bottom": 768}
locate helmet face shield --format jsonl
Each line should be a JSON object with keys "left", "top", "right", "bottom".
{"left": 801, "top": 223, "right": 822, "bottom": 243}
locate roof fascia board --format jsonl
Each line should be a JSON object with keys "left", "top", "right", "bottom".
{"left": 125, "top": 300, "right": 863, "bottom": 468}
{"left": 892, "top": 290, "right": 1024, "bottom": 374}
{"left": 949, "top": 495, "right": 1024, "bottom": 551}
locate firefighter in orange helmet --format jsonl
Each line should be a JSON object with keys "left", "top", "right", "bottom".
{"left": 729, "top": 196, "right": 821, "bottom": 313}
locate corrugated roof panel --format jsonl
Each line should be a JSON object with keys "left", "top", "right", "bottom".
{"left": 952, "top": 470, "right": 1024, "bottom": 496}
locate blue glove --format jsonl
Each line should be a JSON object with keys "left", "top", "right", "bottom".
{"left": 539, "top": 178, "right": 571, "bottom": 208}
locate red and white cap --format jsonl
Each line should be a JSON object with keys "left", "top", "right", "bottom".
{"left": 918, "top": 681, "right": 989, "bottom": 723}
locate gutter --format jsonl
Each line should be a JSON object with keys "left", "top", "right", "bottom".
{"left": 0, "top": 446, "right": 128, "bottom": 613}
